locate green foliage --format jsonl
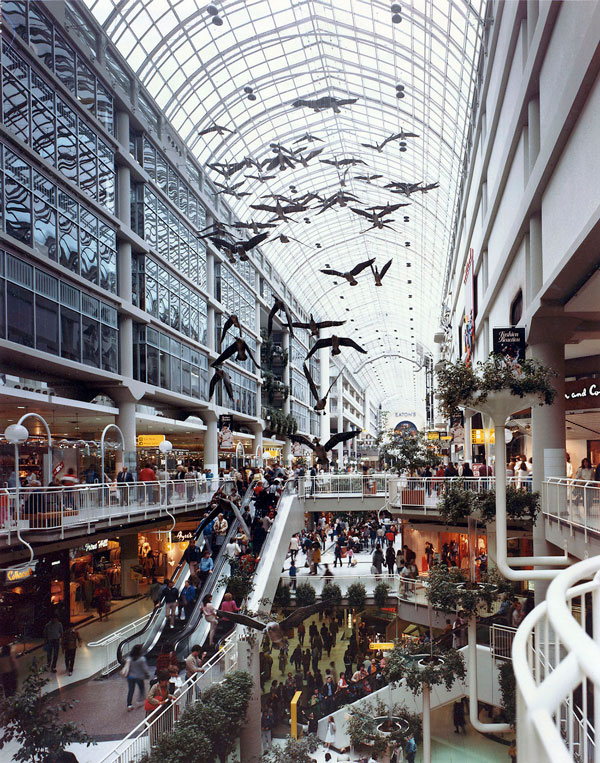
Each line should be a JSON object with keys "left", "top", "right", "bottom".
{"left": 384, "top": 645, "right": 466, "bottom": 696}
{"left": 262, "top": 735, "right": 318, "bottom": 762}
{"left": 436, "top": 354, "right": 557, "bottom": 418}
{"left": 262, "top": 371, "right": 290, "bottom": 403}
{"left": 373, "top": 581, "right": 391, "bottom": 608}
{"left": 263, "top": 406, "right": 297, "bottom": 436}
{"left": 140, "top": 671, "right": 253, "bottom": 763}
{"left": 379, "top": 430, "right": 441, "bottom": 474}
{"left": 273, "top": 582, "right": 291, "bottom": 608}
{"left": 346, "top": 700, "right": 421, "bottom": 755}
{"left": 218, "top": 571, "right": 255, "bottom": 603}
{"left": 498, "top": 661, "right": 516, "bottom": 727}
{"left": 321, "top": 582, "right": 342, "bottom": 606}
{"left": 295, "top": 582, "right": 317, "bottom": 607}
{"left": 347, "top": 582, "right": 367, "bottom": 611}
{"left": 425, "top": 564, "right": 511, "bottom": 617}
{"left": 373, "top": 698, "right": 423, "bottom": 745}
{"left": 0, "top": 660, "right": 94, "bottom": 762}
{"left": 438, "top": 483, "right": 541, "bottom": 526}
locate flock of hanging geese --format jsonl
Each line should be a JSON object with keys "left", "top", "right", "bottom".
{"left": 203, "top": 97, "right": 439, "bottom": 463}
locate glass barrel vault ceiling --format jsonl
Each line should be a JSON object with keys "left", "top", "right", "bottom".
{"left": 85, "top": 0, "right": 487, "bottom": 412}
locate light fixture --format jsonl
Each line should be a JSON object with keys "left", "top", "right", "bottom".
{"left": 4, "top": 424, "right": 29, "bottom": 444}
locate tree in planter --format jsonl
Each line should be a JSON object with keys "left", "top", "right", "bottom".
{"left": 321, "top": 582, "right": 342, "bottom": 606}
{"left": 379, "top": 430, "right": 441, "bottom": 474}
{"left": 437, "top": 479, "right": 476, "bottom": 525}
{"left": 273, "top": 581, "right": 292, "bottom": 609}
{"left": 346, "top": 700, "right": 422, "bottom": 756}
{"left": 139, "top": 671, "right": 253, "bottom": 763}
{"left": 347, "top": 582, "right": 367, "bottom": 611}
{"left": 438, "top": 482, "right": 541, "bottom": 526}
{"left": 217, "top": 571, "right": 255, "bottom": 603}
{"left": 425, "top": 563, "right": 512, "bottom": 618}
{"left": 498, "top": 660, "right": 516, "bottom": 726}
{"left": 373, "top": 581, "right": 391, "bottom": 608}
{"left": 0, "top": 660, "right": 94, "bottom": 763}
{"left": 384, "top": 642, "right": 466, "bottom": 697}
{"left": 262, "top": 735, "right": 318, "bottom": 762}
{"left": 295, "top": 582, "right": 317, "bottom": 607}
{"left": 436, "top": 354, "right": 556, "bottom": 419}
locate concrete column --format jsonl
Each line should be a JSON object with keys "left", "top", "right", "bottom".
{"left": 530, "top": 339, "right": 566, "bottom": 604}
{"left": 250, "top": 421, "right": 263, "bottom": 466}
{"left": 118, "top": 165, "right": 130, "bottom": 226}
{"left": 529, "top": 213, "right": 543, "bottom": 298}
{"left": 319, "top": 341, "right": 331, "bottom": 444}
{"left": 464, "top": 409, "right": 474, "bottom": 466}
{"left": 116, "top": 110, "right": 129, "bottom": 149}
{"left": 527, "top": 0, "right": 539, "bottom": 45}
{"left": 117, "top": 400, "right": 137, "bottom": 452}
{"left": 204, "top": 418, "right": 218, "bottom": 474}
{"left": 206, "top": 250, "right": 215, "bottom": 298}
{"left": 528, "top": 97, "right": 541, "bottom": 175}
{"left": 238, "top": 638, "right": 262, "bottom": 763}
{"left": 119, "top": 533, "right": 139, "bottom": 597}
{"left": 337, "top": 376, "right": 344, "bottom": 466}
{"left": 207, "top": 306, "right": 216, "bottom": 352}
{"left": 422, "top": 682, "right": 431, "bottom": 763}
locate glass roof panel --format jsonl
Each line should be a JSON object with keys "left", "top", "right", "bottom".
{"left": 85, "top": 0, "right": 487, "bottom": 411}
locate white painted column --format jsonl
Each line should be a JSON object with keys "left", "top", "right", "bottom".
{"left": 337, "top": 375, "right": 344, "bottom": 466}
{"left": 204, "top": 417, "right": 219, "bottom": 474}
{"left": 238, "top": 638, "right": 263, "bottom": 763}
{"left": 422, "top": 682, "right": 431, "bottom": 763}
{"left": 282, "top": 330, "right": 291, "bottom": 465}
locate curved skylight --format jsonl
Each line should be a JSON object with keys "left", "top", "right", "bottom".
{"left": 85, "top": 0, "right": 487, "bottom": 412}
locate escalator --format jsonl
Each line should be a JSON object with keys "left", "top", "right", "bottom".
{"left": 116, "top": 485, "right": 240, "bottom": 666}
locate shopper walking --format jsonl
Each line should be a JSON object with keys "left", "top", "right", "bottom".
{"left": 123, "top": 644, "right": 151, "bottom": 711}
{"left": 201, "top": 594, "right": 219, "bottom": 647}
{"left": 43, "top": 614, "right": 63, "bottom": 672}
{"left": 61, "top": 624, "right": 82, "bottom": 676}
{"left": 453, "top": 698, "right": 467, "bottom": 733}
{"left": 404, "top": 732, "right": 418, "bottom": 763}
{"left": 161, "top": 579, "right": 180, "bottom": 629}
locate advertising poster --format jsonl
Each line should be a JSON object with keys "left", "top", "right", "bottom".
{"left": 492, "top": 327, "right": 525, "bottom": 361}
{"left": 218, "top": 414, "right": 234, "bottom": 451}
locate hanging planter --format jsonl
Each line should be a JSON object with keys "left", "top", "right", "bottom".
{"left": 375, "top": 716, "right": 410, "bottom": 737}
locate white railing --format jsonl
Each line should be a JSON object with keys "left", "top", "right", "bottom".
{"left": 513, "top": 555, "right": 600, "bottom": 763}
{"left": 544, "top": 477, "right": 600, "bottom": 540}
{"left": 87, "top": 613, "right": 153, "bottom": 676}
{"left": 0, "top": 477, "right": 231, "bottom": 538}
{"left": 298, "top": 473, "right": 390, "bottom": 499}
{"left": 98, "top": 636, "right": 238, "bottom": 763}
{"left": 389, "top": 476, "right": 500, "bottom": 511}
{"left": 490, "top": 622, "right": 516, "bottom": 661}
{"left": 281, "top": 572, "right": 425, "bottom": 606}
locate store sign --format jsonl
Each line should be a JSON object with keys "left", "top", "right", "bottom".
{"left": 440, "top": 434, "right": 453, "bottom": 441}
{"left": 427, "top": 431, "right": 440, "bottom": 440}
{"left": 472, "top": 429, "right": 485, "bottom": 444}
{"left": 493, "top": 327, "right": 526, "bottom": 361}
{"left": 5, "top": 564, "right": 36, "bottom": 582}
{"left": 564, "top": 379, "right": 600, "bottom": 410}
{"left": 174, "top": 530, "right": 194, "bottom": 543}
{"left": 369, "top": 642, "right": 394, "bottom": 651}
{"left": 53, "top": 461, "right": 64, "bottom": 477}
{"left": 136, "top": 435, "right": 165, "bottom": 447}
{"left": 84, "top": 538, "right": 109, "bottom": 552}
{"left": 393, "top": 420, "right": 418, "bottom": 440}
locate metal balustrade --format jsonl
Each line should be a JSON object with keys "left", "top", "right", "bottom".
{"left": 98, "top": 636, "right": 238, "bottom": 763}
{"left": 298, "top": 472, "right": 389, "bottom": 499}
{"left": 489, "top": 622, "right": 517, "bottom": 661}
{"left": 513, "top": 556, "right": 600, "bottom": 763}
{"left": 281, "top": 571, "right": 425, "bottom": 606}
{"left": 88, "top": 614, "right": 153, "bottom": 677}
{"left": 0, "top": 478, "right": 232, "bottom": 539}
{"left": 544, "top": 477, "right": 600, "bottom": 540}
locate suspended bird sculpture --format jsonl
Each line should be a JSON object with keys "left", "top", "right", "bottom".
{"left": 219, "top": 600, "right": 336, "bottom": 645}
{"left": 385, "top": 181, "right": 423, "bottom": 196}
{"left": 245, "top": 172, "right": 276, "bottom": 183}
{"left": 303, "top": 363, "right": 341, "bottom": 412}
{"left": 233, "top": 220, "right": 276, "bottom": 234}
{"left": 366, "top": 201, "right": 411, "bottom": 216}
{"left": 198, "top": 123, "right": 234, "bottom": 136}
{"left": 371, "top": 258, "right": 393, "bottom": 286}
{"left": 209, "top": 367, "right": 234, "bottom": 401}
{"left": 220, "top": 314, "right": 241, "bottom": 346}
{"left": 267, "top": 298, "right": 295, "bottom": 337}
{"left": 320, "top": 157, "right": 367, "bottom": 170}
{"left": 350, "top": 208, "right": 397, "bottom": 232}
{"left": 295, "top": 147, "right": 325, "bottom": 168}
{"left": 419, "top": 182, "right": 440, "bottom": 193}
{"left": 208, "top": 160, "right": 251, "bottom": 179}
{"left": 212, "top": 337, "right": 259, "bottom": 368}
{"left": 214, "top": 181, "right": 251, "bottom": 199}
{"left": 305, "top": 335, "right": 367, "bottom": 361}
{"left": 354, "top": 174, "right": 384, "bottom": 184}
{"left": 291, "top": 96, "right": 359, "bottom": 114}
{"left": 293, "top": 133, "right": 324, "bottom": 144}
{"left": 262, "top": 151, "right": 296, "bottom": 173}
{"left": 317, "top": 190, "right": 360, "bottom": 214}
{"left": 320, "top": 259, "right": 375, "bottom": 285}
{"left": 288, "top": 431, "right": 362, "bottom": 466}
{"left": 250, "top": 200, "right": 309, "bottom": 223}
{"left": 292, "top": 314, "right": 346, "bottom": 337}
{"left": 209, "top": 232, "right": 269, "bottom": 261}
{"left": 361, "top": 130, "right": 419, "bottom": 152}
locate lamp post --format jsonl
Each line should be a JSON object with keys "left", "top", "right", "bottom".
{"left": 158, "top": 439, "right": 175, "bottom": 530}
{"left": 4, "top": 422, "right": 35, "bottom": 569}
{"left": 100, "top": 424, "right": 125, "bottom": 507}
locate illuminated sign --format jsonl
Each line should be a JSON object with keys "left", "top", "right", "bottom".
{"left": 369, "top": 642, "right": 395, "bottom": 651}
{"left": 427, "top": 431, "right": 440, "bottom": 440}
{"left": 84, "top": 538, "right": 109, "bottom": 552}
{"left": 137, "top": 435, "right": 166, "bottom": 447}
{"left": 440, "top": 434, "right": 453, "bottom": 441}
{"left": 174, "top": 530, "right": 194, "bottom": 543}
{"left": 6, "top": 565, "right": 35, "bottom": 582}
{"left": 472, "top": 429, "right": 495, "bottom": 444}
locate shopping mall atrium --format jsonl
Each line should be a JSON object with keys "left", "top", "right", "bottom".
{"left": 0, "top": 0, "right": 599, "bottom": 761}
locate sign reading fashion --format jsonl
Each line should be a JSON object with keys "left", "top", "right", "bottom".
{"left": 492, "top": 327, "right": 525, "bottom": 360}
{"left": 218, "top": 414, "right": 234, "bottom": 451}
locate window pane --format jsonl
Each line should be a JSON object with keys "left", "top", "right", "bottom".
{"left": 181, "top": 362, "right": 191, "bottom": 396}
{"left": 2, "top": 2, "right": 28, "bottom": 42}
{"left": 2, "top": 72, "right": 29, "bottom": 143}
{"left": 54, "top": 34, "right": 76, "bottom": 93}
{"left": 147, "top": 344, "right": 159, "bottom": 385}
{"left": 101, "top": 324, "right": 118, "bottom": 372}
{"left": 58, "top": 214, "right": 79, "bottom": 273}
{"left": 76, "top": 58, "right": 96, "bottom": 115}
{"left": 80, "top": 229, "right": 98, "bottom": 285}
{"left": 33, "top": 195, "right": 57, "bottom": 259}
{"left": 159, "top": 349, "right": 170, "bottom": 388}
{"left": 98, "top": 162, "right": 115, "bottom": 213}
{"left": 31, "top": 99, "right": 56, "bottom": 165}
{"left": 57, "top": 123, "right": 78, "bottom": 182}
{"left": 35, "top": 295, "right": 58, "bottom": 354}
{"left": 60, "top": 306, "right": 80, "bottom": 361}
{"left": 99, "top": 244, "right": 116, "bottom": 293}
{"left": 96, "top": 82, "right": 113, "bottom": 134}
{"left": 82, "top": 316, "right": 99, "bottom": 367}
{"left": 170, "top": 356, "right": 181, "bottom": 393}
{"left": 7, "top": 280, "right": 33, "bottom": 346}
{"left": 4, "top": 176, "right": 31, "bottom": 245}
{"left": 0, "top": 281, "right": 5, "bottom": 339}
{"left": 28, "top": 5, "right": 53, "bottom": 69}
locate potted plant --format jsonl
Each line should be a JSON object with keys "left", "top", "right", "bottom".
{"left": 295, "top": 582, "right": 316, "bottom": 607}
{"left": 321, "top": 582, "right": 342, "bottom": 606}
{"left": 478, "top": 485, "right": 541, "bottom": 524}
{"left": 347, "top": 582, "right": 367, "bottom": 611}
{"left": 436, "top": 354, "right": 556, "bottom": 419}
{"left": 498, "top": 661, "right": 516, "bottom": 727}
{"left": 437, "top": 480, "right": 476, "bottom": 525}
{"left": 425, "top": 563, "right": 511, "bottom": 618}
{"left": 384, "top": 642, "right": 466, "bottom": 697}
{"left": 346, "top": 700, "right": 421, "bottom": 758}
{"left": 273, "top": 581, "right": 292, "bottom": 609}
{"left": 373, "top": 581, "right": 391, "bottom": 608}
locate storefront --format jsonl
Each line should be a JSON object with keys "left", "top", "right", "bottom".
{"left": 402, "top": 524, "right": 488, "bottom": 577}
{"left": 69, "top": 538, "right": 122, "bottom": 620}
{"left": 137, "top": 529, "right": 170, "bottom": 581}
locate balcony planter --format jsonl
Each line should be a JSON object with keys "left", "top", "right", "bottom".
{"left": 425, "top": 563, "right": 510, "bottom": 618}
{"left": 375, "top": 715, "right": 409, "bottom": 737}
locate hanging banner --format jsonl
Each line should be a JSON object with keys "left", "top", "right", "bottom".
{"left": 463, "top": 248, "right": 475, "bottom": 366}
{"left": 218, "top": 415, "right": 234, "bottom": 451}
{"left": 492, "top": 327, "right": 525, "bottom": 361}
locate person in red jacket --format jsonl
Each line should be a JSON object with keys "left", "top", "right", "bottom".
{"left": 138, "top": 463, "right": 158, "bottom": 504}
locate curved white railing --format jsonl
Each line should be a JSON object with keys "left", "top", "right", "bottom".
{"left": 544, "top": 477, "right": 600, "bottom": 540}
{"left": 87, "top": 613, "right": 153, "bottom": 677}
{"left": 513, "top": 555, "right": 600, "bottom": 763}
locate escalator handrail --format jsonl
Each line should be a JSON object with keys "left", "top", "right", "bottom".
{"left": 116, "top": 482, "right": 234, "bottom": 665}
{"left": 171, "top": 483, "right": 256, "bottom": 655}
